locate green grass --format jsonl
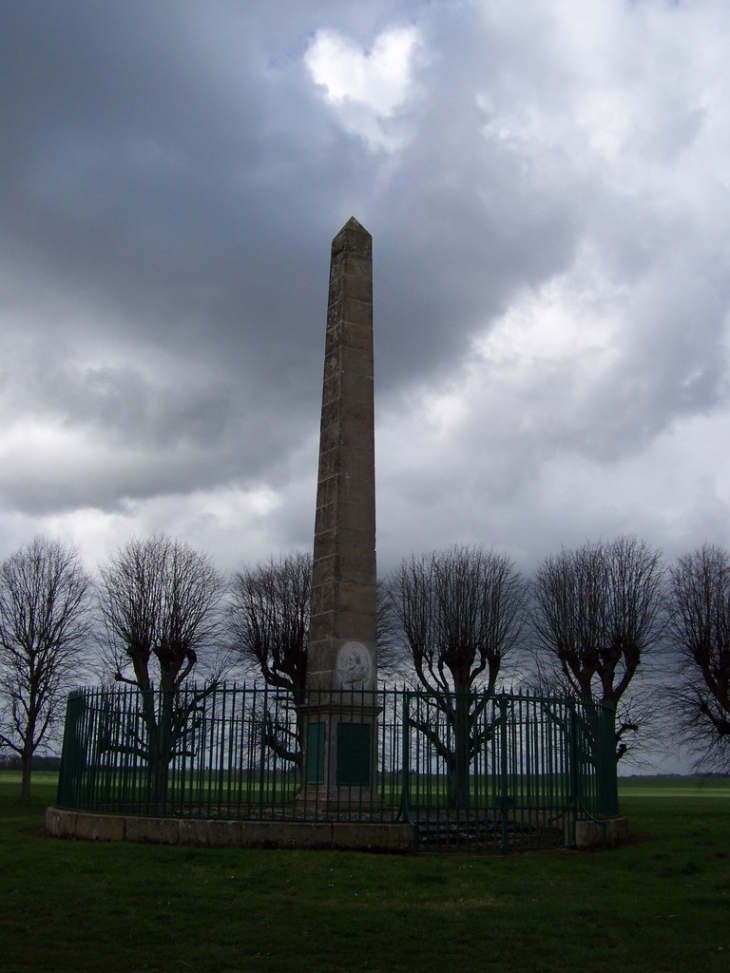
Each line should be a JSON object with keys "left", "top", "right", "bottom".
{"left": 619, "top": 774, "right": 730, "bottom": 798}
{"left": 1, "top": 775, "right": 728, "bottom": 973}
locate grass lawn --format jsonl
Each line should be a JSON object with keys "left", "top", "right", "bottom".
{"left": 0, "top": 773, "right": 728, "bottom": 973}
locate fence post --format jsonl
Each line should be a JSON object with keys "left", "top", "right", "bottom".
{"left": 400, "top": 690, "right": 412, "bottom": 825}
{"left": 498, "top": 694, "right": 510, "bottom": 854}
{"left": 56, "top": 690, "right": 83, "bottom": 808}
{"left": 598, "top": 701, "right": 619, "bottom": 816}
{"left": 567, "top": 700, "right": 579, "bottom": 846}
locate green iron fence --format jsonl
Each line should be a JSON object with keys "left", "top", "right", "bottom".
{"left": 56, "top": 683, "right": 618, "bottom": 852}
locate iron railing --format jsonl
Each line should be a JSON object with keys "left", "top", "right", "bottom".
{"left": 56, "top": 683, "right": 618, "bottom": 852}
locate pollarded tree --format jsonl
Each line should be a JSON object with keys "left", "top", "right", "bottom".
{"left": 98, "top": 534, "right": 225, "bottom": 691}
{"left": 383, "top": 545, "right": 529, "bottom": 805}
{"left": 667, "top": 545, "right": 730, "bottom": 770}
{"left": 229, "top": 551, "right": 311, "bottom": 698}
{"left": 531, "top": 536, "right": 665, "bottom": 760}
{"left": 0, "top": 537, "right": 91, "bottom": 800}
{"left": 96, "top": 534, "right": 225, "bottom": 798}
{"left": 228, "top": 551, "right": 311, "bottom": 767}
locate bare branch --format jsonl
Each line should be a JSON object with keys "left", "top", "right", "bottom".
{"left": 666, "top": 544, "right": 730, "bottom": 770}
{"left": 228, "top": 551, "right": 312, "bottom": 696}
{"left": 0, "top": 536, "right": 91, "bottom": 799}
{"left": 530, "top": 536, "right": 666, "bottom": 761}
{"left": 96, "top": 533, "right": 225, "bottom": 694}
{"left": 382, "top": 545, "right": 528, "bottom": 806}
{"left": 384, "top": 546, "right": 528, "bottom": 695}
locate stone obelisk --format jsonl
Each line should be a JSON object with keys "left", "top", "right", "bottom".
{"left": 303, "top": 217, "right": 378, "bottom": 803}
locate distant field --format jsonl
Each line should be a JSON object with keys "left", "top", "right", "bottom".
{"left": 619, "top": 775, "right": 730, "bottom": 798}
{"left": 3, "top": 769, "right": 729, "bottom": 800}
{"left": 0, "top": 770, "right": 59, "bottom": 787}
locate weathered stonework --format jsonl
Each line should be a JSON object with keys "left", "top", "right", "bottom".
{"left": 45, "top": 807, "right": 414, "bottom": 853}
{"left": 574, "top": 815, "right": 629, "bottom": 850}
{"left": 302, "top": 217, "right": 379, "bottom": 807}
{"left": 307, "top": 217, "right": 377, "bottom": 693}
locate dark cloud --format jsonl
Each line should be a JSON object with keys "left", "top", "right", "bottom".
{"left": 0, "top": 0, "right": 729, "bottom": 591}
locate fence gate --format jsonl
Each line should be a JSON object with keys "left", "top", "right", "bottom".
{"left": 400, "top": 691, "right": 618, "bottom": 852}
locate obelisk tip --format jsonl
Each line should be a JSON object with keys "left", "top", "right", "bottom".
{"left": 332, "top": 217, "right": 371, "bottom": 254}
{"left": 342, "top": 216, "right": 367, "bottom": 233}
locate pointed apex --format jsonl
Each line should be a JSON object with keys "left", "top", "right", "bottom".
{"left": 332, "top": 217, "right": 371, "bottom": 256}
{"left": 342, "top": 216, "right": 367, "bottom": 233}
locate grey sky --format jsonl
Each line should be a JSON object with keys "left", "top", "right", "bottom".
{"left": 1, "top": 0, "right": 729, "bottom": 593}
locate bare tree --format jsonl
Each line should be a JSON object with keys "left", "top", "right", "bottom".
{"left": 228, "top": 551, "right": 311, "bottom": 767}
{"left": 96, "top": 534, "right": 225, "bottom": 799}
{"left": 0, "top": 537, "right": 91, "bottom": 800}
{"left": 383, "top": 545, "right": 529, "bottom": 805}
{"left": 531, "top": 536, "right": 665, "bottom": 760}
{"left": 666, "top": 545, "right": 730, "bottom": 770}
{"left": 229, "top": 551, "right": 311, "bottom": 696}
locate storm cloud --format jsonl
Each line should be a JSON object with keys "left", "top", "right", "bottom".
{"left": 1, "top": 0, "right": 729, "bottom": 578}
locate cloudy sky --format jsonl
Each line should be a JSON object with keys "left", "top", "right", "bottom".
{"left": 2, "top": 0, "right": 730, "bottom": 582}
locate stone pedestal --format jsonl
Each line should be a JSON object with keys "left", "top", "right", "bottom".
{"left": 300, "top": 696, "right": 382, "bottom": 809}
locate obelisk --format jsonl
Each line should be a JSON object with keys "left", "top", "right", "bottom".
{"left": 303, "top": 217, "right": 378, "bottom": 802}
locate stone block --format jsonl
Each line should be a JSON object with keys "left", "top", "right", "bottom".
{"left": 73, "top": 811, "right": 126, "bottom": 842}
{"left": 239, "top": 821, "right": 333, "bottom": 849}
{"left": 332, "top": 610, "right": 377, "bottom": 643}
{"left": 125, "top": 815, "right": 180, "bottom": 845}
{"left": 341, "top": 299, "right": 374, "bottom": 329}
{"left": 45, "top": 806, "right": 77, "bottom": 838}
{"left": 574, "top": 816, "right": 629, "bottom": 849}
{"left": 328, "top": 272, "right": 372, "bottom": 306}
{"left": 331, "top": 823, "right": 414, "bottom": 853}
{"left": 178, "top": 818, "right": 244, "bottom": 847}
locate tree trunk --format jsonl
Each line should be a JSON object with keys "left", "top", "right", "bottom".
{"left": 448, "top": 692, "right": 472, "bottom": 808}
{"left": 147, "top": 688, "right": 174, "bottom": 804}
{"left": 139, "top": 686, "right": 172, "bottom": 805}
{"left": 20, "top": 745, "right": 33, "bottom": 802}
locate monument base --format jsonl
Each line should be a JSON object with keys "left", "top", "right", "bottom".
{"left": 299, "top": 700, "right": 382, "bottom": 811}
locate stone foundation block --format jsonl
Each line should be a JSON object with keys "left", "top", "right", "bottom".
{"left": 574, "top": 816, "right": 629, "bottom": 849}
